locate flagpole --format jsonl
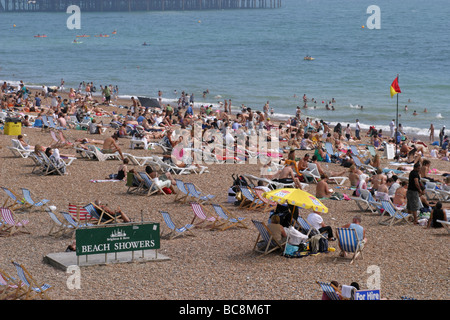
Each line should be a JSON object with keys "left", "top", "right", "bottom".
{"left": 395, "top": 74, "right": 399, "bottom": 159}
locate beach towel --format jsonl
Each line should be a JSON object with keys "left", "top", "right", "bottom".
{"left": 89, "top": 179, "right": 122, "bottom": 183}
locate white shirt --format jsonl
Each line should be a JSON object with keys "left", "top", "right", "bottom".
{"left": 307, "top": 212, "right": 323, "bottom": 231}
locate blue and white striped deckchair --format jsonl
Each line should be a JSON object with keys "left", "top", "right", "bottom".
{"left": 21, "top": 188, "right": 50, "bottom": 212}
{"left": 185, "top": 182, "right": 215, "bottom": 204}
{"left": 11, "top": 261, "right": 52, "bottom": 300}
{"left": 137, "top": 171, "right": 167, "bottom": 196}
{"left": 336, "top": 227, "right": 364, "bottom": 264}
{"left": 295, "top": 216, "right": 327, "bottom": 238}
{"left": 238, "top": 186, "right": 264, "bottom": 209}
{"left": 211, "top": 204, "right": 248, "bottom": 231}
{"left": 1, "top": 187, "right": 27, "bottom": 211}
{"left": 325, "top": 142, "right": 340, "bottom": 158}
{"left": 379, "top": 200, "right": 412, "bottom": 226}
{"left": 317, "top": 281, "right": 341, "bottom": 300}
{"left": 83, "top": 203, "right": 118, "bottom": 225}
{"left": 159, "top": 211, "right": 195, "bottom": 239}
{"left": 62, "top": 212, "right": 95, "bottom": 229}
{"left": 174, "top": 179, "right": 189, "bottom": 203}
{"left": 252, "top": 219, "right": 285, "bottom": 256}
{"left": 45, "top": 209, "right": 74, "bottom": 237}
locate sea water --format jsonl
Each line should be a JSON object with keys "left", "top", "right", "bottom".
{"left": 0, "top": 0, "right": 448, "bottom": 137}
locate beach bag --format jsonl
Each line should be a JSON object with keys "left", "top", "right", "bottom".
{"left": 162, "top": 187, "right": 172, "bottom": 194}
{"left": 284, "top": 243, "right": 299, "bottom": 256}
{"left": 330, "top": 192, "right": 344, "bottom": 200}
{"left": 309, "top": 234, "right": 321, "bottom": 254}
{"left": 319, "top": 237, "right": 329, "bottom": 252}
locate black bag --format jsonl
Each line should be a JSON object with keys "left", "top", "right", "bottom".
{"left": 319, "top": 237, "right": 329, "bottom": 252}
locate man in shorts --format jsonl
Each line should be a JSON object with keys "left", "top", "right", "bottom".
{"left": 407, "top": 161, "right": 424, "bottom": 224}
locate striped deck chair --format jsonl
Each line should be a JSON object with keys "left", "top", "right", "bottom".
{"left": 1, "top": 187, "right": 28, "bottom": 211}
{"left": 0, "top": 208, "right": 30, "bottom": 236}
{"left": 335, "top": 227, "right": 364, "bottom": 264}
{"left": 159, "top": 211, "right": 195, "bottom": 239}
{"left": 211, "top": 204, "right": 248, "bottom": 231}
{"left": 0, "top": 268, "right": 25, "bottom": 300}
{"left": 174, "top": 179, "right": 189, "bottom": 203}
{"left": 189, "top": 202, "right": 220, "bottom": 229}
{"left": 68, "top": 203, "right": 92, "bottom": 221}
{"left": 238, "top": 186, "right": 264, "bottom": 209}
{"left": 351, "top": 189, "right": 380, "bottom": 214}
{"left": 125, "top": 172, "right": 144, "bottom": 194}
{"left": 62, "top": 212, "right": 95, "bottom": 229}
{"left": 353, "top": 156, "right": 376, "bottom": 174}
{"left": 45, "top": 209, "right": 75, "bottom": 237}
{"left": 295, "top": 216, "right": 326, "bottom": 238}
{"left": 137, "top": 172, "right": 167, "bottom": 196}
{"left": 11, "top": 261, "right": 52, "bottom": 300}
{"left": 379, "top": 200, "right": 412, "bottom": 226}
{"left": 253, "top": 188, "right": 277, "bottom": 212}
{"left": 185, "top": 183, "right": 215, "bottom": 204}
{"left": 317, "top": 281, "right": 342, "bottom": 300}
{"left": 83, "top": 203, "right": 117, "bottom": 225}
{"left": 252, "top": 219, "right": 286, "bottom": 256}
{"left": 21, "top": 188, "right": 50, "bottom": 212}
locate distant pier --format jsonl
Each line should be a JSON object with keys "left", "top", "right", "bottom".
{"left": 0, "top": 0, "right": 282, "bottom": 12}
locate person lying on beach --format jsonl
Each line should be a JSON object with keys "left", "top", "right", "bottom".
{"left": 94, "top": 200, "right": 131, "bottom": 223}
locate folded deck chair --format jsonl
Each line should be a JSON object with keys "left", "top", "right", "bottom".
{"left": 317, "top": 281, "right": 342, "bottom": 300}
{"left": 0, "top": 208, "right": 30, "bottom": 236}
{"left": 379, "top": 200, "right": 412, "bottom": 226}
{"left": 21, "top": 188, "right": 50, "bottom": 212}
{"left": 7, "top": 139, "right": 32, "bottom": 158}
{"left": 335, "top": 227, "right": 364, "bottom": 264}
{"left": 189, "top": 202, "right": 220, "bottom": 229}
{"left": 185, "top": 182, "right": 215, "bottom": 204}
{"left": 211, "top": 204, "right": 248, "bottom": 231}
{"left": 159, "top": 211, "right": 195, "bottom": 239}
{"left": 11, "top": 261, "right": 52, "bottom": 300}
{"left": 252, "top": 219, "right": 286, "bottom": 257}
{"left": 45, "top": 209, "right": 75, "bottom": 237}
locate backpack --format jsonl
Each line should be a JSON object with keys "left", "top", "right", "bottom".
{"left": 319, "top": 237, "right": 329, "bottom": 252}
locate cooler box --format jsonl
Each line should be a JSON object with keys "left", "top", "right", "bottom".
{"left": 4, "top": 118, "right": 22, "bottom": 135}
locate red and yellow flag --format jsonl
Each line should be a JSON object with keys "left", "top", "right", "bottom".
{"left": 390, "top": 76, "right": 401, "bottom": 98}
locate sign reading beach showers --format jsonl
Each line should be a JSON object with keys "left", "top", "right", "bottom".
{"left": 75, "top": 223, "right": 160, "bottom": 256}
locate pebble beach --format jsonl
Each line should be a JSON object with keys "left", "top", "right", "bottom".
{"left": 0, "top": 89, "right": 449, "bottom": 302}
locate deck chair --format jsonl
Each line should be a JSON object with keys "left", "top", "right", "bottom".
{"left": 185, "top": 182, "right": 215, "bottom": 204}
{"left": 324, "top": 142, "right": 342, "bottom": 158}
{"left": 45, "top": 209, "right": 75, "bottom": 237}
{"left": 353, "top": 156, "right": 377, "bottom": 174}
{"left": 68, "top": 203, "right": 92, "bottom": 221}
{"left": 351, "top": 189, "right": 380, "bottom": 214}
{"left": 1, "top": 187, "right": 28, "bottom": 211}
{"left": 38, "top": 151, "right": 65, "bottom": 175}
{"left": 211, "top": 204, "right": 248, "bottom": 231}
{"left": 123, "top": 153, "right": 154, "bottom": 166}
{"left": 0, "top": 208, "right": 30, "bottom": 236}
{"left": 29, "top": 152, "right": 47, "bottom": 174}
{"left": 159, "top": 211, "right": 195, "bottom": 239}
{"left": 125, "top": 172, "right": 144, "bottom": 194}
{"left": 137, "top": 172, "right": 167, "bottom": 196}
{"left": 301, "top": 163, "right": 321, "bottom": 183}
{"left": 253, "top": 188, "right": 277, "bottom": 212}
{"left": 189, "top": 202, "right": 220, "bottom": 228}
{"left": 335, "top": 227, "right": 364, "bottom": 264}
{"left": 367, "top": 145, "right": 377, "bottom": 157}
{"left": 0, "top": 268, "right": 25, "bottom": 300}
{"left": 11, "top": 261, "right": 52, "bottom": 300}
{"left": 252, "top": 219, "right": 286, "bottom": 256}
{"left": 174, "top": 179, "right": 190, "bottom": 203}
{"left": 238, "top": 186, "right": 264, "bottom": 209}
{"left": 152, "top": 156, "right": 197, "bottom": 175}
{"left": 78, "top": 117, "right": 91, "bottom": 130}
{"left": 62, "top": 212, "right": 95, "bottom": 229}
{"left": 130, "top": 136, "right": 149, "bottom": 150}
{"left": 47, "top": 117, "right": 65, "bottom": 130}
{"left": 424, "top": 182, "right": 439, "bottom": 201}
{"left": 317, "top": 281, "right": 342, "bottom": 300}
{"left": 40, "top": 115, "right": 51, "bottom": 132}
{"left": 436, "top": 220, "right": 450, "bottom": 234}
{"left": 295, "top": 216, "right": 327, "bottom": 238}
{"left": 83, "top": 203, "right": 116, "bottom": 225}
{"left": 436, "top": 189, "right": 450, "bottom": 202}
{"left": 88, "top": 145, "right": 120, "bottom": 161}
{"left": 7, "top": 139, "right": 32, "bottom": 158}
{"left": 20, "top": 188, "right": 50, "bottom": 212}
{"left": 379, "top": 200, "right": 412, "bottom": 226}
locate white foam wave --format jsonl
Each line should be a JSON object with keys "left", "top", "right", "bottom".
{"left": 436, "top": 113, "right": 443, "bottom": 119}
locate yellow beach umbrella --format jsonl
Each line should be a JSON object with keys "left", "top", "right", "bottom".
{"left": 262, "top": 188, "right": 328, "bottom": 213}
